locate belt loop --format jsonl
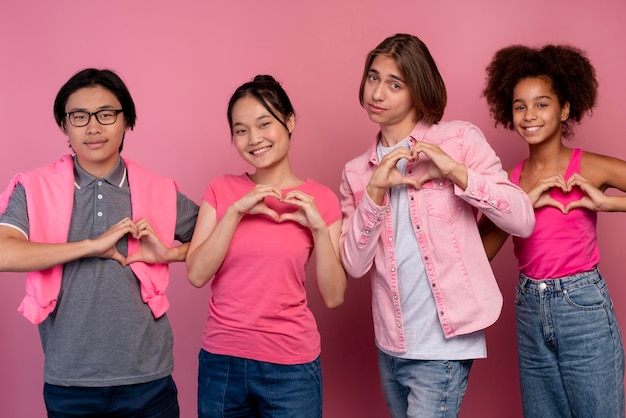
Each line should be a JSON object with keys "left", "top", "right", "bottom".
{"left": 519, "top": 274, "right": 529, "bottom": 294}
{"left": 555, "top": 278, "right": 563, "bottom": 295}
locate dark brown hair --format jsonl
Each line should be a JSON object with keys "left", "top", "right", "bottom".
{"left": 359, "top": 33, "right": 447, "bottom": 125}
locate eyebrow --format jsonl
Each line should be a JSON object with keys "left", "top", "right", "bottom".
{"left": 368, "top": 68, "right": 406, "bottom": 83}
{"left": 232, "top": 114, "right": 272, "bottom": 127}
{"left": 65, "top": 104, "right": 119, "bottom": 113}
{"left": 513, "top": 95, "right": 553, "bottom": 104}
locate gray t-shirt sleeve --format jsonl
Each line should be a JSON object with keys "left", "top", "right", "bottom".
{"left": 174, "top": 191, "right": 198, "bottom": 243}
{"left": 0, "top": 183, "right": 30, "bottom": 239}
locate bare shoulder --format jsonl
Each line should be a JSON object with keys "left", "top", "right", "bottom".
{"left": 581, "top": 150, "right": 626, "bottom": 189}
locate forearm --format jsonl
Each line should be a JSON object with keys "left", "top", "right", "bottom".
{"left": 186, "top": 206, "right": 241, "bottom": 287}
{"left": 479, "top": 218, "right": 511, "bottom": 261}
{"left": 599, "top": 195, "right": 626, "bottom": 212}
{"left": 0, "top": 236, "right": 96, "bottom": 272}
{"left": 163, "top": 242, "right": 190, "bottom": 263}
{"left": 312, "top": 224, "right": 347, "bottom": 309}
{"left": 340, "top": 196, "right": 383, "bottom": 278}
{"left": 462, "top": 169, "right": 535, "bottom": 238}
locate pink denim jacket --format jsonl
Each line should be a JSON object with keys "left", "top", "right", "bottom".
{"left": 0, "top": 155, "right": 178, "bottom": 325}
{"left": 340, "top": 121, "right": 535, "bottom": 353}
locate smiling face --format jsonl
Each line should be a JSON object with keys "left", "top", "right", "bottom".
{"left": 512, "top": 77, "right": 570, "bottom": 146}
{"left": 62, "top": 85, "right": 129, "bottom": 178}
{"left": 362, "top": 55, "right": 418, "bottom": 145}
{"left": 231, "top": 95, "right": 294, "bottom": 173}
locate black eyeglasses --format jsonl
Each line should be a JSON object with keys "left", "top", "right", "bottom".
{"left": 65, "top": 109, "right": 123, "bottom": 127}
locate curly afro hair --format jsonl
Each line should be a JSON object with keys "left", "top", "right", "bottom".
{"left": 482, "top": 44, "right": 597, "bottom": 138}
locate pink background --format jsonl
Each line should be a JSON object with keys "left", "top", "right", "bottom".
{"left": 1, "top": 1, "right": 626, "bottom": 417}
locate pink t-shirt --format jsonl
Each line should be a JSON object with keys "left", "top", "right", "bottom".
{"left": 201, "top": 174, "right": 341, "bottom": 364}
{"left": 511, "top": 149, "right": 599, "bottom": 279}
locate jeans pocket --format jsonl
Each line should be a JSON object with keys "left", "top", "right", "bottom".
{"left": 563, "top": 283, "right": 605, "bottom": 311}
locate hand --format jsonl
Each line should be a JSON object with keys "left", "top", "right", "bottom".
{"left": 367, "top": 147, "right": 418, "bottom": 204}
{"left": 564, "top": 173, "right": 607, "bottom": 213}
{"left": 125, "top": 218, "right": 171, "bottom": 265}
{"left": 232, "top": 184, "right": 283, "bottom": 221}
{"left": 410, "top": 142, "right": 467, "bottom": 189}
{"left": 91, "top": 217, "right": 137, "bottom": 265}
{"left": 527, "top": 175, "right": 568, "bottom": 213}
{"left": 278, "top": 190, "right": 326, "bottom": 231}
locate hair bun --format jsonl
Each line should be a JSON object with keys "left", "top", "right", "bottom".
{"left": 253, "top": 75, "right": 278, "bottom": 84}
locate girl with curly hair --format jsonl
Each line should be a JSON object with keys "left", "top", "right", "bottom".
{"left": 482, "top": 44, "right": 626, "bottom": 417}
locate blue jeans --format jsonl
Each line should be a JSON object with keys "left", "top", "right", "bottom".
{"left": 43, "top": 375, "right": 179, "bottom": 418}
{"left": 516, "top": 269, "right": 625, "bottom": 418}
{"left": 197, "top": 350, "right": 322, "bottom": 418}
{"left": 377, "top": 349, "right": 473, "bottom": 418}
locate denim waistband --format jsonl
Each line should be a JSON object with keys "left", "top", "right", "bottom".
{"left": 518, "top": 267, "right": 602, "bottom": 294}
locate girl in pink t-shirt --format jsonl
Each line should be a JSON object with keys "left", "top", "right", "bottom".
{"left": 482, "top": 45, "right": 626, "bottom": 418}
{"left": 186, "top": 75, "right": 346, "bottom": 418}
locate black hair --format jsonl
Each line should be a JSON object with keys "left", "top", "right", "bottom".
{"left": 227, "top": 75, "right": 295, "bottom": 138}
{"left": 483, "top": 44, "right": 597, "bottom": 138}
{"left": 53, "top": 68, "right": 137, "bottom": 151}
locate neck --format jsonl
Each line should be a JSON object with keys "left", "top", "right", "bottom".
{"left": 249, "top": 159, "right": 301, "bottom": 189}
{"left": 379, "top": 118, "right": 419, "bottom": 147}
{"left": 528, "top": 140, "right": 568, "bottom": 164}
{"left": 76, "top": 155, "right": 120, "bottom": 179}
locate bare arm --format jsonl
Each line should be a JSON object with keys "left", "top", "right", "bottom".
{"left": 186, "top": 183, "right": 283, "bottom": 288}
{"left": 478, "top": 215, "right": 510, "bottom": 261}
{"left": 185, "top": 202, "right": 240, "bottom": 288}
{"left": 280, "top": 189, "right": 347, "bottom": 308}
{"left": 0, "top": 217, "right": 135, "bottom": 272}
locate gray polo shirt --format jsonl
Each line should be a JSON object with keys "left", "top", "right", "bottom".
{"left": 0, "top": 156, "right": 198, "bottom": 386}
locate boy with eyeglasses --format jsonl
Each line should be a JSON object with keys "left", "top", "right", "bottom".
{"left": 0, "top": 68, "right": 198, "bottom": 417}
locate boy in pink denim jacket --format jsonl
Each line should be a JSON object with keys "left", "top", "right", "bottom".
{"left": 339, "top": 34, "right": 535, "bottom": 418}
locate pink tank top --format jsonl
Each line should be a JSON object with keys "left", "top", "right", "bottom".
{"left": 511, "top": 149, "right": 599, "bottom": 279}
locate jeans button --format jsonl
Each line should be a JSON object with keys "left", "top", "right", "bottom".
{"left": 539, "top": 283, "right": 547, "bottom": 290}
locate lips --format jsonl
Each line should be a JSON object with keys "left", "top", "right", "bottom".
{"left": 368, "top": 103, "right": 385, "bottom": 114}
{"left": 250, "top": 145, "right": 272, "bottom": 156}
{"left": 84, "top": 139, "right": 108, "bottom": 148}
{"left": 522, "top": 126, "right": 541, "bottom": 133}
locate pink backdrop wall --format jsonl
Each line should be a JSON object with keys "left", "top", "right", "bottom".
{"left": 1, "top": 1, "right": 625, "bottom": 417}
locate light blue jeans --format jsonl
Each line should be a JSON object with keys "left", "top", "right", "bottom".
{"left": 377, "top": 349, "right": 473, "bottom": 418}
{"left": 516, "top": 269, "right": 625, "bottom": 418}
{"left": 197, "top": 350, "right": 322, "bottom": 418}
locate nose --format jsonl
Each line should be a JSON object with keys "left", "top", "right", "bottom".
{"left": 523, "top": 108, "right": 537, "bottom": 121}
{"left": 247, "top": 129, "right": 263, "bottom": 145}
{"left": 85, "top": 114, "right": 102, "bottom": 133}
{"left": 372, "top": 83, "right": 384, "bottom": 102}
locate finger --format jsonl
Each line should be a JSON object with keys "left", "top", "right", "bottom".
{"left": 258, "top": 208, "right": 280, "bottom": 222}
{"left": 564, "top": 197, "right": 595, "bottom": 213}
{"left": 110, "top": 251, "right": 127, "bottom": 266}
{"left": 536, "top": 197, "right": 566, "bottom": 213}
{"left": 380, "top": 149, "right": 413, "bottom": 166}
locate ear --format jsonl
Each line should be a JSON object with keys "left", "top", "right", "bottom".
{"left": 561, "top": 101, "right": 570, "bottom": 122}
{"left": 286, "top": 113, "right": 296, "bottom": 134}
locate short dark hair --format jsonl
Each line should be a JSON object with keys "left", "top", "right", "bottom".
{"left": 359, "top": 34, "right": 447, "bottom": 125}
{"left": 483, "top": 44, "right": 597, "bottom": 138}
{"left": 227, "top": 75, "right": 295, "bottom": 138}
{"left": 53, "top": 69, "right": 137, "bottom": 151}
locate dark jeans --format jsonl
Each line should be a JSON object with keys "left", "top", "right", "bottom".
{"left": 198, "top": 350, "right": 322, "bottom": 418}
{"left": 43, "top": 375, "right": 179, "bottom": 418}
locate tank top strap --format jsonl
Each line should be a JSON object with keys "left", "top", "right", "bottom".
{"left": 509, "top": 160, "right": 526, "bottom": 186}
{"left": 564, "top": 148, "right": 582, "bottom": 178}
